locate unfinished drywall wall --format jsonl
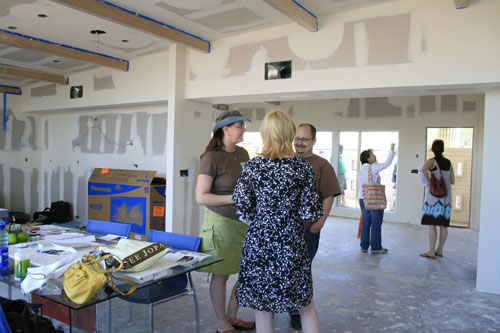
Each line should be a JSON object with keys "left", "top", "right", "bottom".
{"left": 0, "top": 98, "right": 168, "bottom": 223}
{"left": 221, "top": 13, "right": 414, "bottom": 78}
{"left": 230, "top": 94, "right": 483, "bottom": 230}
{"left": 185, "top": 0, "right": 500, "bottom": 101}
{"left": 21, "top": 51, "right": 169, "bottom": 113}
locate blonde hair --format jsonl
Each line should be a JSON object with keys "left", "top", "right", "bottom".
{"left": 259, "top": 110, "right": 296, "bottom": 158}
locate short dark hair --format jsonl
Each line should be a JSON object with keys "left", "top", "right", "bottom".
{"left": 360, "top": 149, "right": 373, "bottom": 164}
{"left": 431, "top": 139, "right": 444, "bottom": 157}
{"left": 297, "top": 123, "right": 317, "bottom": 140}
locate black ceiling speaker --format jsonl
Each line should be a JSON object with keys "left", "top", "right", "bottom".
{"left": 265, "top": 60, "right": 292, "bottom": 80}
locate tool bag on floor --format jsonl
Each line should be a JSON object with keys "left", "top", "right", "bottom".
{"left": 0, "top": 299, "right": 64, "bottom": 333}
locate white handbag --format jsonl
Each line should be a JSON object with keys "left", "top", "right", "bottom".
{"left": 106, "top": 239, "right": 170, "bottom": 272}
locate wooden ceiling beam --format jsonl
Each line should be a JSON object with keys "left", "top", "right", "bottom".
{"left": 454, "top": 0, "right": 467, "bottom": 9}
{"left": 263, "top": 0, "right": 318, "bottom": 32}
{"left": 0, "top": 64, "right": 68, "bottom": 85}
{"left": 51, "top": 0, "right": 211, "bottom": 53}
{"left": 0, "top": 30, "right": 128, "bottom": 71}
{"left": 0, "top": 85, "right": 21, "bottom": 94}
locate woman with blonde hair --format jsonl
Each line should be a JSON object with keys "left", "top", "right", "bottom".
{"left": 233, "top": 110, "right": 323, "bottom": 332}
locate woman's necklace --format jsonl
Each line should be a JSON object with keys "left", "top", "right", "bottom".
{"left": 225, "top": 145, "right": 237, "bottom": 161}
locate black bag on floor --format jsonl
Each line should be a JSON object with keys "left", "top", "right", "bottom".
{"left": 0, "top": 299, "right": 64, "bottom": 333}
{"left": 49, "top": 201, "right": 71, "bottom": 223}
{"left": 32, "top": 208, "right": 52, "bottom": 224}
{"left": 32, "top": 201, "right": 71, "bottom": 224}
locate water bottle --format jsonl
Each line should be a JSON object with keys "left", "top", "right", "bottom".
{"left": 0, "top": 220, "right": 9, "bottom": 276}
{"left": 15, "top": 244, "right": 30, "bottom": 282}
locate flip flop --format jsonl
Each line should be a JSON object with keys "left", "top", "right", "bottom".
{"left": 435, "top": 252, "right": 443, "bottom": 257}
{"left": 217, "top": 329, "right": 238, "bottom": 333}
{"left": 420, "top": 253, "right": 436, "bottom": 259}
{"left": 231, "top": 318, "right": 256, "bottom": 331}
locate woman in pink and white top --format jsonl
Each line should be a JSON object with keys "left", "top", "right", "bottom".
{"left": 358, "top": 143, "right": 395, "bottom": 254}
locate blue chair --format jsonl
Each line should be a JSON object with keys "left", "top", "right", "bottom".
{"left": 0, "top": 304, "right": 11, "bottom": 333}
{"left": 120, "top": 230, "right": 202, "bottom": 333}
{"left": 86, "top": 219, "right": 132, "bottom": 237}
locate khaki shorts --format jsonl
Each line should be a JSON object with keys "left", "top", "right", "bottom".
{"left": 198, "top": 209, "right": 248, "bottom": 275}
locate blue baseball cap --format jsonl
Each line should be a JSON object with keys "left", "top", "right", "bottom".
{"left": 213, "top": 110, "right": 250, "bottom": 133}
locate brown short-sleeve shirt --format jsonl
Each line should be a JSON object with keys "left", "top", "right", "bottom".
{"left": 302, "top": 154, "right": 341, "bottom": 201}
{"left": 198, "top": 146, "right": 250, "bottom": 220}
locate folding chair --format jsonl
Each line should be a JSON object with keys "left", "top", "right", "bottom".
{"left": 120, "top": 230, "right": 202, "bottom": 333}
{"left": 86, "top": 219, "right": 132, "bottom": 237}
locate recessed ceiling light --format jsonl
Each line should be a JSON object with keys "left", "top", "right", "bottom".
{"left": 38, "top": 14, "right": 48, "bottom": 18}
{"left": 90, "top": 29, "right": 106, "bottom": 35}
{"left": 7, "top": 26, "right": 17, "bottom": 30}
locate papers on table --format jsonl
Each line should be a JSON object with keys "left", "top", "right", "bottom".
{"left": 96, "top": 234, "right": 125, "bottom": 242}
{"left": 163, "top": 250, "right": 211, "bottom": 267}
{"left": 43, "top": 232, "right": 95, "bottom": 242}
{"left": 9, "top": 227, "right": 99, "bottom": 266}
{"left": 51, "top": 235, "right": 96, "bottom": 249}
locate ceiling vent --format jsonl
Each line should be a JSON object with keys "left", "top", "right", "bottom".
{"left": 70, "top": 85, "right": 83, "bottom": 99}
{"left": 265, "top": 61, "right": 292, "bottom": 80}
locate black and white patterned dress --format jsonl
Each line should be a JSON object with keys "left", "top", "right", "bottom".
{"left": 232, "top": 156, "right": 323, "bottom": 313}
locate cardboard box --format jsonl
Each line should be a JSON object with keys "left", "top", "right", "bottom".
{"left": 88, "top": 168, "right": 166, "bottom": 240}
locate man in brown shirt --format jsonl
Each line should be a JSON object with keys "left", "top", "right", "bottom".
{"left": 290, "top": 123, "right": 341, "bottom": 329}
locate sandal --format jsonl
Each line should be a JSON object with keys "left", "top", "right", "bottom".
{"left": 420, "top": 252, "right": 436, "bottom": 259}
{"left": 217, "top": 329, "right": 238, "bottom": 333}
{"left": 435, "top": 252, "right": 443, "bottom": 257}
{"left": 231, "top": 318, "right": 256, "bottom": 331}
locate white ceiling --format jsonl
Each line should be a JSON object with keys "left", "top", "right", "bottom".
{"left": 0, "top": 0, "right": 400, "bottom": 87}
{"left": 0, "top": 0, "right": 491, "bottom": 102}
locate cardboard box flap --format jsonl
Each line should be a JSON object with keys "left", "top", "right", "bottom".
{"left": 152, "top": 177, "right": 166, "bottom": 185}
{"left": 89, "top": 169, "right": 157, "bottom": 185}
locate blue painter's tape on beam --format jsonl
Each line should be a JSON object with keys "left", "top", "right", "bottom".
{"left": 99, "top": 0, "right": 211, "bottom": 51}
{"left": 291, "top": 0, "right": 318, "bottom": 31}
{"left": 0, "top": 28, "right": 129, "bottom": 69}
{"left": 2, "top": 85, "right": 22, "bottom": 131}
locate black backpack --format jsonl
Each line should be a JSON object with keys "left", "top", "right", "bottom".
{"left": 49, "top": 201, "right": 71, "bottom": 223}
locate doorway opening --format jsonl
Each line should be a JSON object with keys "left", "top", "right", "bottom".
{"left": 338, "top": 131, "right": 399, "bottom": 210}
{"left": 426, "top": 128, "right": 473, "bottom": 228}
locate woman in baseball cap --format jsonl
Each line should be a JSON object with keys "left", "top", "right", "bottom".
{"left": 196, "top": 110, "right": 254, "bottom": 332}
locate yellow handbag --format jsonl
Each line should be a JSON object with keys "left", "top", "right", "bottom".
{"left": 63, "top": 254, "right": 136, "bottom": 305}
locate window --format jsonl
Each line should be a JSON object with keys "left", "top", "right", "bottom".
{"left": 338, "top": 131, "right": 398, "bottom": 211}
{"left": 239, "top": 132, "right": 332, "bottom": 160}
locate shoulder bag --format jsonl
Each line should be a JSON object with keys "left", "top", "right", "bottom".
{"left": 105, "top": 239, "right": 170, "bottom": 272}
{"left": 362, "top": 165, "right": 387, "bottom": 210}
{"left": 429, "top": 159, "right": 447, "bottom": 198}
{"left": 63, "top": 254, "right": 136, "bottom": 305}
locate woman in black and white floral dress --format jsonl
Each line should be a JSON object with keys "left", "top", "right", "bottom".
{"left": 233, "top": 110, "right": 323, "bottom": 332}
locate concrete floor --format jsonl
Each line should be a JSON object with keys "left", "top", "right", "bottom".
{"left": 4, "top": 217, "right": 500, "bottom": 332}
